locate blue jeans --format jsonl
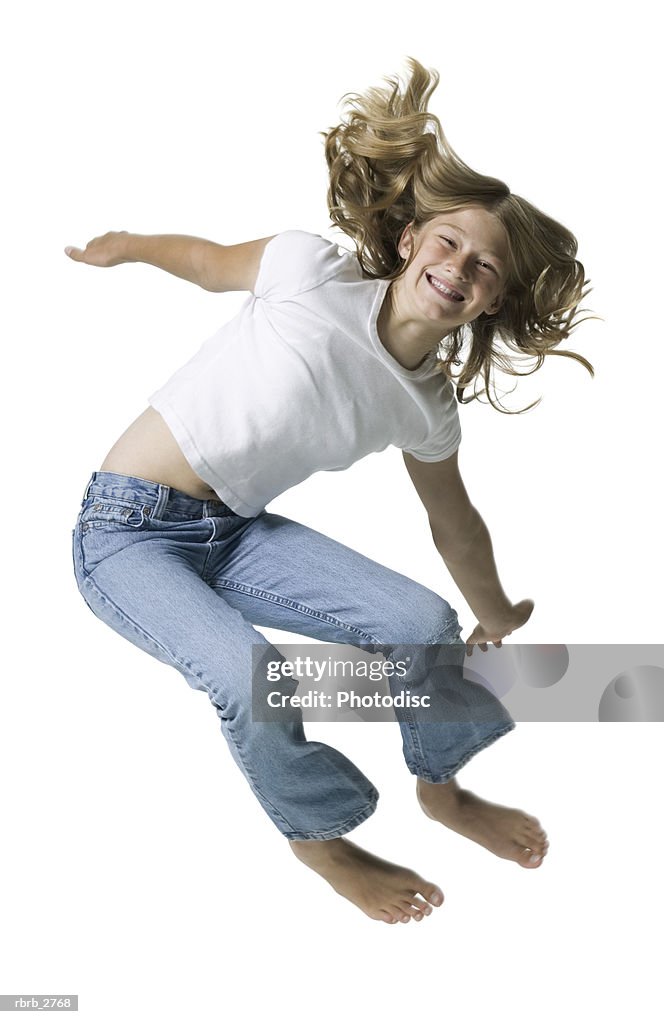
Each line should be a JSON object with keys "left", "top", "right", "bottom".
{"left": 71, "top": 471, "right": 515, "bottom": 840}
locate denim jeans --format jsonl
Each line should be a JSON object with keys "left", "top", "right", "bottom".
{"left": 71, "top": 471, "right": 515, "bottom": 840}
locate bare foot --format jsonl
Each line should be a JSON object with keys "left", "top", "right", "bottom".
{"left": 289, "top": 836, "right": 444, "bottom": 923}
{"left": 417, "top": 778, "right": 549, "bottom": 869}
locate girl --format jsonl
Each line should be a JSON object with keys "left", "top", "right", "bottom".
{"left": 67, "top": 59, "right": 590, "bottom": 925}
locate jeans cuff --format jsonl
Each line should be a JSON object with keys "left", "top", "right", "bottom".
{"left": 409, "top": 721, "right": 517, "bottom": 783}
{"left": 281, "top": 791, "right": 379, "bottom": 841}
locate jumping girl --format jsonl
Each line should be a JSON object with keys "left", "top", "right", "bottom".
{"left": 67, "top": 59, "right": 591, "bottom": 925}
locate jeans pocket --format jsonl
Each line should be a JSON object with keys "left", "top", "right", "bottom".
{"left": 75, "top": 498, "right": 151, "bottom": 577}
{"left": 79, "top": 498, "right": 148, "bottom": 530}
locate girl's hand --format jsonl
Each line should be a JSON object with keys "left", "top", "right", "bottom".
{"left": 64, "top": 231, "right": 131, "bottom": 267}
{"left": 465, "top": 598, "right": 534, "bottom": 656}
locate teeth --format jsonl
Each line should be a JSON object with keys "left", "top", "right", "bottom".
{"left": 428, "top": 274, "right": 463, "bottom": 301}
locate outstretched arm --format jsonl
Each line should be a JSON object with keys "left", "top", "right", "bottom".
{"left": 64, "top": 231, "right": 275, "bottom": 293}
{"left": 403, "top": 450, "right": 534, "bottom": 650}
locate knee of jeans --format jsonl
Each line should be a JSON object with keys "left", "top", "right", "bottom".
{"left": 381, "top": 588, "right": 461, "bottom": 646}
{"left": 427, "top": 600, "right": 462, "bottom": 644}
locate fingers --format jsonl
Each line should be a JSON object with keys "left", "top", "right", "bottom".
{"left": 465, "top": 627, "right": 481, "bottom": 656}
{"left": 466, "top": 638, "right": 502, "bottom": 657}
{"left": 64, "top": 237, "right": 99, "bottom": 262}
{"left": 465, "top": 600, "right": 535, "bottom": 657}
{"left": 63, "top": 230, "right": 128, "bottom": 267}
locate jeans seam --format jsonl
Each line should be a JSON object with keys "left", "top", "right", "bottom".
{"left": 213, "top": 578, "right": 382, "bottom": 644}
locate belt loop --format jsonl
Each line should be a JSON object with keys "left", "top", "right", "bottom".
{"left": 153, "top": 483, "right": 170, "bottom": 519}
{"left": 82, "top": 472, "right": 96, "bottom": 502}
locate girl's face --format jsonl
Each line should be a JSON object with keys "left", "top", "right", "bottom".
{"left": 397, "top": 205, "right": 509, "bottom": 331}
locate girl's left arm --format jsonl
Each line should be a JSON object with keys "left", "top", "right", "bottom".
{"left": 402, "top": 451, "right": 534, "bottom": 649}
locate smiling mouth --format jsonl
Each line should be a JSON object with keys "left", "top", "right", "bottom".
{"left": 426, "top": 273, "right": 465, "bottom": 302}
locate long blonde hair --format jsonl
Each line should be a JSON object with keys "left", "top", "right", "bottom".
{"left": 323, "top": 58, "right": 595, "bottom": 411}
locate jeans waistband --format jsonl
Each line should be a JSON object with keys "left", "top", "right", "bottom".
{"left": 81, "top": 471, "right": 238, "bottom": 519}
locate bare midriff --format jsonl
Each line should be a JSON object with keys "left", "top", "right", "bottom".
{"left": 99, "top": 406, "right": 220, "bottom": 501}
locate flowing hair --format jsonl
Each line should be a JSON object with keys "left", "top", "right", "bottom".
{"left": 323, "top": 58, "right": 595, "bottom": 411}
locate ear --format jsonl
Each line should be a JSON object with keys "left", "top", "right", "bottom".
{"left": 398, "top": 223, "right": 415, "bottom": 260}
{"left": 486, "top": 292, "right": 503, "bottom": 315}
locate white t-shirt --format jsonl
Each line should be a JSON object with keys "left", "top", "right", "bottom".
{"left": 148, "top": 230, "right": 461, "bottom": 517}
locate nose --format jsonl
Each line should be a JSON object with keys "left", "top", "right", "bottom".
{"left": 445, "top": 254, "right": 470, "bottom": 281}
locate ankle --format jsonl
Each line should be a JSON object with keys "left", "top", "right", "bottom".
{"left": 418, "top": 777, "right": 463, "bottom": 802}
{"left": 289, "top": 837, "right": 346, "bottom": 861}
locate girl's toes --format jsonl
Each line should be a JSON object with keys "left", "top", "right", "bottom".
{"left": 408, "top": 895, "right": 433, "bottom": 917}
{"left": 400, "top": 900, "right": 423, "bottom": 921}
{"left": 419, "top": 882, "right": 444, "bottom": 907}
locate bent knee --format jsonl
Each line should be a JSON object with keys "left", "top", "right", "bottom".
{"left": 379, "top": 586, "right": 461, "bottom": 645}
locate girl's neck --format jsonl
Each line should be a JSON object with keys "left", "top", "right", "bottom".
{"left": 377, "top": 281, "right": 449, "bottom": 371}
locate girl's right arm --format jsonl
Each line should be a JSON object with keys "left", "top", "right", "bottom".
{"left": 64, "top": 231, "right": 275, "bottom": 293}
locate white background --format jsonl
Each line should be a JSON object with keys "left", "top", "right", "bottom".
{"left": 2, "top": 1, "right": 663, "bottom": 1021}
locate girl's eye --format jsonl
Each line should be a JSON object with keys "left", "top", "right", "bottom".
{"left": 438, "top": 236, "right": 496, "bottom": 273}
